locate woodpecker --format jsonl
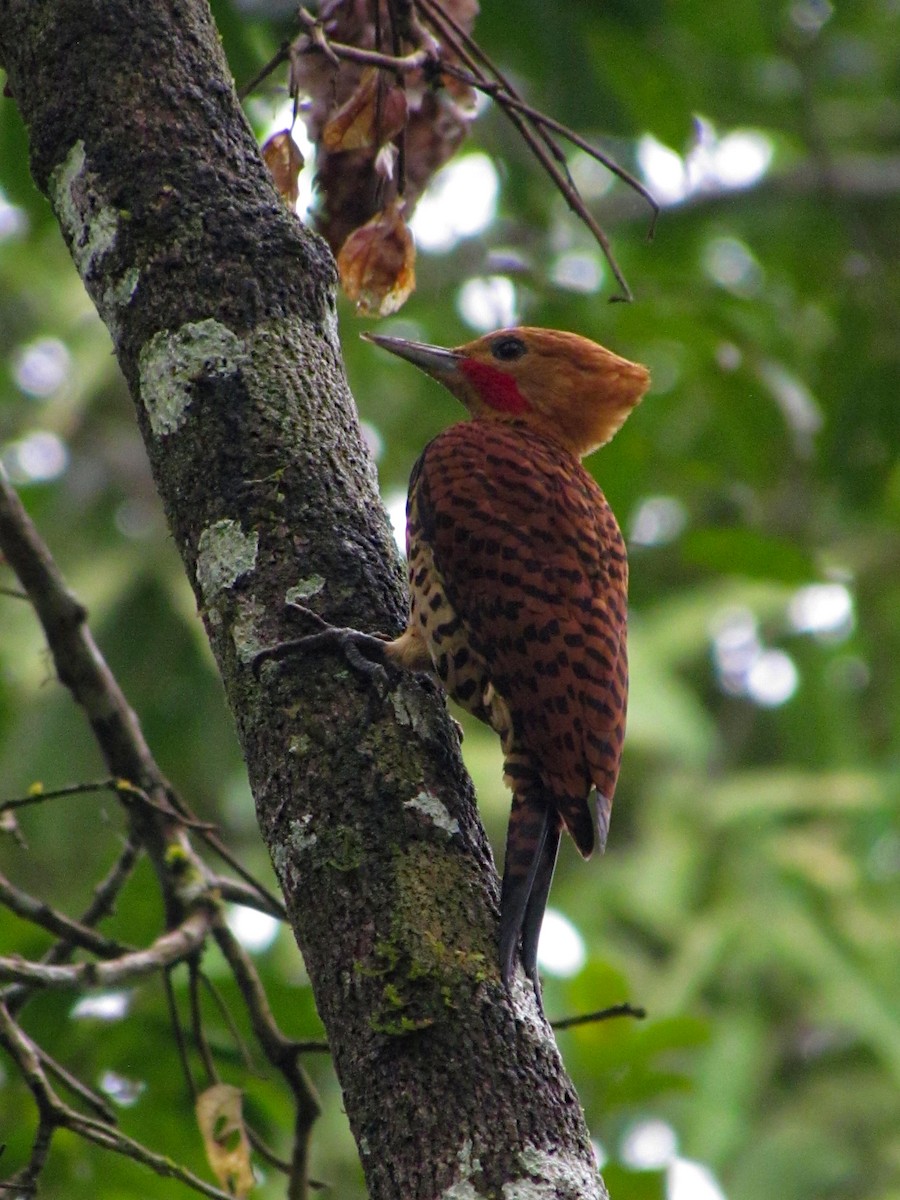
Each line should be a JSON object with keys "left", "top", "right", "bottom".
{"left": 259, "top": 327, "right": 649, "bottom": 1005}
{"left": 366, "top": 328, "right": 648, "bottom": 1001}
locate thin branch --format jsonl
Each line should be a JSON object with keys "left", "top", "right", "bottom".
{"left": 417, "top": 0, "right": 571, "bottom": 177}
{"left": 209, "top": 873, "right": 286, "bottom": 920}
{"left": 0, "top": 779, "right": 113, "bottom": 814}
{"left": 296, "top": 9, "right": 341, "bottom": 68}
{"left": 0, "top": 908, "right": 216, "bottom": 990}
{"left": 4, "top": 839, "right": 142, "bottom": 1017}
{"left": 243, "top": 1123, "right": 328, "bottom": 1191}
{"left": 0, "top": 1001, "right": 56, "bottom": 1193}
{"left": 212, "top": 921, "right": 317, "bottom": 1072}
{"left": 385, "top": 0, "right": 409, "bottom": 198}
{"left": 245, "top": 1124, "right": 293, "bottom": 1173}
{"left": 35, "top": 1045, "right": 117, "bottom": 1124}
{"left": 415, "top": 0, "right": 648, "bottom": 296}
{"left": 65, "top": 1112, "right": 237, "bottom": 1200}
{"left": 296, "top": 8, "right": 428, "bottom": 73}
{"left": 417, "top": 0, "right": 654, "bottom": 223}
{"left": 74, "top": 838, "right": 142, "bottom": 933}
{"left": 191, "top": 825, "right": 286, "bottom": 920}
{"left": 0, "top": 869, "right": 132, "bottom": 960}
{"left": 0, "top": 777, "right": 214, "bottom": 832}
{"left": 439, "top": 59, "right": 659, "bottom": 226}
{"left": 0, "top": 464, "right": 207, "bottom": 924}
{"left": 188, "top": 956, "right": 218, "bottom": 1086}
{"left": 198, "top": 970, "right": 257, "bottom": 1074}
{"left": 237, "top": 40, "right": 291, "bottom": 101}
{"left": 164, "top": 966, "right": 198, "bottom": 1101}
{"left": 551, "top": 1002, "right": 647, "bottom": 1031}
{"left": 113, "top": 780, "right": 216, "bottom": 831}
{"left": 0, "top": 1003, "right": 236, "bottom": 1200}
{"left": 237, "top": 1124, "right": 328, "bottom": 1192}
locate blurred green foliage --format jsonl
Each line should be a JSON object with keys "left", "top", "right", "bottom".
{"left": 2, "top": 0, "right": 899, "bottom": 1197}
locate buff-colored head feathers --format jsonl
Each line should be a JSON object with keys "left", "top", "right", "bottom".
{"left": 365, "top": 327, "right": 649, "bottom": 458}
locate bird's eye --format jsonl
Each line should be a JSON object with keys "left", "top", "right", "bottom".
{"left": 490, "top": 336, "right": 527, "bottom": 362}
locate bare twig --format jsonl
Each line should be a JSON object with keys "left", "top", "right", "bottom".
{"left": 35, "top": 1045, "right": 117, "bottom": 1124}
{"left": 209, "top": 873, "right": 286, "bottom": 919}
{"left": 0, "top": 998, "right": 237, "bottom": 1200}
{"left": 551, "top": 1002, "right": 647, "bottom": 1031}
{"left": 243, "top": 1124, "right": 328, "bottom": 1190}
{"left": 417, "top": 0, "right": 571, "bottom": 177}
{"left": 190, "top": 824, "right": 286, "bottom": 920}
{"left": 297, "top": 8, "right": 342, "bottom": 68}
{"left": 0, "top": 465, "right": 200, "bottom": 916}
{"left": 437, "top": 60, "right": 659, "bottom": 225}
{"left": 418, "top": 0, "right": 655, "bottom": 216}
{"left": 0, "top": 908, "right": 216, "bottom": 990}
{"left": 0, "top": 777, "right": 215, "bottom": 832}
{"left": 238, "top": 40, "right": 290, "bottom": 101}
{"left": 297, "top": 7, "right": 427, "bottom": 73}
{"left": 385, "top": 0, "right": 410, "bottom": 198}
{"left": 113, "top": 780, "right": 217, "bottom": 831}
{"left": 3, "top": 840, "right": 143, "bottom": 1018}
{"left": 198, "top": 971, "right": 257, "bottom": 1074}
{"left": 188, "top": 956, "right": 218, "bottom": 1085}
{"left": 0, "top": 1001, "right": 55, "bottom": 1193}
{"left": 416, "top": 0, "right": 650, "bottom": 297}
{"left": 245, "top": 1124, "right": 293, "bottom": 1173}
{"left": 0, "top": 869, "right": 132, "bottom": 960}
{"left": 63, "top": 1116, "right": 236, "bottom": 1200}
{"left": 0, "top": 779, "right": 115, "bottom": 814}
{"left": 164, "top": 966, "right": 197, "bottom": 1101}
{"left": 74, "top": 838, "right": 142, "bottom": 934}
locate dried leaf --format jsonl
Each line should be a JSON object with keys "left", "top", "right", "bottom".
{"left": 291, "top": 0, "right": 479, "bottom": 251}
{"left": 322, "top": 69, "right": 407, "bottom": 153}
{"left": 195, "top": 1084, "right": 255, "bottom": 1198}
{"left": 337, "top": 200, "right": 416, "bottom": 316}
{"left": 262, "top": 130, "right": 305, "bottom": 207}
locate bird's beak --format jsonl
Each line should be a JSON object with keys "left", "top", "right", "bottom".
{"left": 362, "top": 332, "right": 463, "bottom": 381}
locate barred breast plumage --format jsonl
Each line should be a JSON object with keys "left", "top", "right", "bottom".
{"left": 406, "top": 420, "right": 628, "bottom": 987}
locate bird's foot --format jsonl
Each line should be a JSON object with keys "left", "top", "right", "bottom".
{"left": 253, "top": 602, "right": 393, "bottom": 692}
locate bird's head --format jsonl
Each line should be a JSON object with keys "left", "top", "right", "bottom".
{"left": 364, "top": 326, "right": 650, "bottom": 458}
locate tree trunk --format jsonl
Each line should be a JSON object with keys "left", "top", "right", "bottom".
{"left": 0, "top": 2, "right": 606, "bottom": 1195}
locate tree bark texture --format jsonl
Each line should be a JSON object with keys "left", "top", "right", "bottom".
{"left": 0, "top": 2, "right": 606, "bottom": 1196}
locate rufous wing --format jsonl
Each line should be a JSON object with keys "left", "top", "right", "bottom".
{"left": 410, "top": 420, "right": 628, "bottom": 856}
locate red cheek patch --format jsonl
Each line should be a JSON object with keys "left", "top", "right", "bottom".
{"left": 459, "top": 360, "right": 530, "bottom": 414}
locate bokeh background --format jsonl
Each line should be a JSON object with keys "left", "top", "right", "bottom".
{"left": 1, "top": 1, "right": 899, "bottom": 1197}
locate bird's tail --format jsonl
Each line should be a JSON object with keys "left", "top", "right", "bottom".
{"left": 498, "top": 785, "right": 562, "bottom": 1009}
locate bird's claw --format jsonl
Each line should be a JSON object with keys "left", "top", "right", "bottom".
{"left": 253, "top": 604, "right": 392, "bottom": 694}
